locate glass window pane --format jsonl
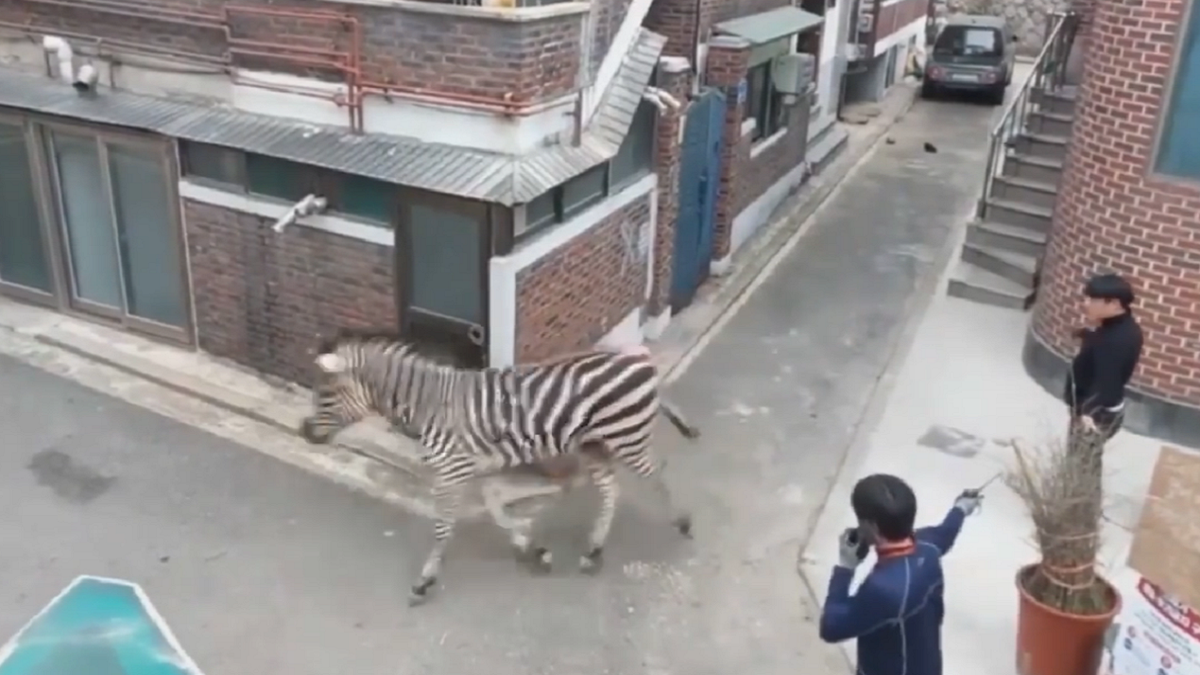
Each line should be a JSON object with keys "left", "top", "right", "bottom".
{"left": 246, "top": 154, "right": 310, "bottom": 201}
{"left": 561, "top": 165, "right": 607, "bottom": 217}
{"left": 0, "top": 122, "right": 53, "bottom": 292}
{"left": 521, "top": 191, "right": 556, "bottom": 236}
{"left": 747, "top": 64, "right": 769, "bottom": 141}
{"left": 409, "top": 203, "right": 482, "bottom": 323}
{"left": 1157, "top": 12, "right": 1200, "bottom": 179}
{"left": 109, "top": 143, "right": 188, "bottom": 328}
{"left": 339, "top": 174, "right": 395, "bottom": 223}
{"left": 611, "top": 100, "right": 657, "bottom": 189}
{"left": 50, "top": 132, "right": 123, "bottom": 308}
{"left": 182, "top": 142, "right": 241, "bottom": 185}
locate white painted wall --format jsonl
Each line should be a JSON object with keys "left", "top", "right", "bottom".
{"left": 815, "top": 1, "right": 846, "bottom": 124}
{"left": 488, "top": 174, "right": 658, "bottom": 367}
{"left": 873, "top": 15, "right": 926, "bottom": 58}
{"left": 581, "top": 0, "right": 657, "bottom": 124}
{"left": 231, "top": 70, "right": 577, "bottom": 155}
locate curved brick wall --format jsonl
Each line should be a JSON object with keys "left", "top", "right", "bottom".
{"left": 1028, "top": 0, "right": 1200, "bottom": 435}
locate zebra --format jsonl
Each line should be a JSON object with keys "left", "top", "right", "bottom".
{"left": 298, "top": 329, "right": 697, "bottom": 605}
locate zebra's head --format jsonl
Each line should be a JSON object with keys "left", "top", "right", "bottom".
{"left": 300, "top": 330, "right": 401, "bottom": 445}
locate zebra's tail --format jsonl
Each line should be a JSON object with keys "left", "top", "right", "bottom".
{"left": 605, "top": 343, "right": 700, "bottom": 439}
{"left": 660, "top": 398, "right": 701, "bottom": 439}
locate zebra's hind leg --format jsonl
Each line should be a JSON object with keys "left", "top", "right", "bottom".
{"left": 624, "top": 448, "right": 693, "bottom": 539}
{"left": 480, "top": 476, "right": 553, "bottom": 573}
{"left": 410, "top": 476, "right": 467, "bottom": 606}
{"left": 579, "top": 456, "right": 620, "bottom": 574}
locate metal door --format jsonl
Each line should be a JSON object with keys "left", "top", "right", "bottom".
{"left": 396, "top": 191, "right": 490, "bottom": 368}
{"left": 670, "top": 87, "right": 725, "bottom": 312}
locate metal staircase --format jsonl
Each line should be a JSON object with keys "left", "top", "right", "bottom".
{"left": 948, "top": 12, "right": 1081, "bottom": 309}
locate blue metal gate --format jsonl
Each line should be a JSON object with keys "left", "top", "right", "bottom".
{"left": 670, "top": 87, "right": 725, "bottom": 312}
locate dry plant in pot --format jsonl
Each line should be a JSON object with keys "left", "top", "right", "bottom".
{"left": 1006, "top": 426, "right": 1122, "bottom": 675}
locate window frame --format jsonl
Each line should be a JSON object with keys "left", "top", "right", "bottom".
{"left": 39, "top": 118, "right": 195, "bottom": 345}
{"left": 745, "top": 61, "right": 787, "bottom": 142}
{"left": 1149, "top": 0, "right": 1200, "bottom": 183}
{"left": 178, "top": 142, "right": 397, "bottom": 227}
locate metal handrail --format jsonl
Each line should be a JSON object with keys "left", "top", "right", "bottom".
{"left": 975, "top": 11, "right": 1080, "bottom": 218}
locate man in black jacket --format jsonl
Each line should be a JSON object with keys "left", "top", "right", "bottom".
{"left": 1065, "top": 273, "right": 1144, "bottom": 453}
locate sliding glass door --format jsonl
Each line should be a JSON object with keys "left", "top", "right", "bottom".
{"left": 44, "top": 125, "right": 189, "bottom": 338}
{"left": 0, "top": 119, "right": 54, "bottom": 296}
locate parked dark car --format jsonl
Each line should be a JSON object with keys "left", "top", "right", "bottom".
{"left": 922, "top": 15, "right": 1018, "bottom": 104}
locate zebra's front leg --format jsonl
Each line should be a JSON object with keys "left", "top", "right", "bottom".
{"left": 579, "top": 457, "right": 619, "bottom": 574}
{"left": 410, "top": 478, "right": 466, "bottom": 606}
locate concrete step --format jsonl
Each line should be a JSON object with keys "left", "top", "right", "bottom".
{"left": 1031, "top": 87, "right": 1078, "bottom": 115}
{"left": 1002, "top": 152, "right": 1064, "bottom": 185}
{"left": 991, "top": 174, "right": 1058, "bottom": 210}
{"left": 966, "top": 220, "right": 1049, "bottom": 258}
{"left": 961, "top": 241, "right": 1038, "bottom": 287}
{"left": 947, "top": 260, "right": 1035, "bottom": 310}
{"left": 983, "top": 197, "right": 1053, "bottom": 232}
{"left": 1011, "top": 132, "right": 1070, "bottom": 162}
{"left": 1027, "top": 110, "right": 1074, "bottom": 137}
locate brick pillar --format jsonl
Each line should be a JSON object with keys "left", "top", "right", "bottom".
{"left": 704, "top": 36, "right": 749, "bottom": 266}
{"left": 645, "top": 0, "right": 716, "bottom": 62}
{"left": 648, "top": 56, "right": 691, "bottom": 320}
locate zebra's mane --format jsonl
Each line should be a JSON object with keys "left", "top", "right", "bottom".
{"left": 316, "top": 327, "right": 488, "bottom": 430}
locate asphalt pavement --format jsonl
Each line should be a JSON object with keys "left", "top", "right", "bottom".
{"left": 0, "top": 90, "right": 1002, "bottom": 675}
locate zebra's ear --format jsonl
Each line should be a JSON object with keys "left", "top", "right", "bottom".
{"left": 315, "top": 353, "right": 346, "bottom": 373}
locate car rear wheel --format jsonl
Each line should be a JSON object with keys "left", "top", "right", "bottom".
{"left": 921, "top": 82, "right": 937, "bottom": 99}
{"left": 987, "top": 84, "right": 1007, "bottom": 106}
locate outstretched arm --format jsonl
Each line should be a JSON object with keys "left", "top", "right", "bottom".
{"left": 819, "top": 567, "right": 893, "bottom": 643}
{"left": 915, "top": 506, "right": 967, "bottom": 556}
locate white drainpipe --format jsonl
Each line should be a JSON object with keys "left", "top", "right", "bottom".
{"left": 42, "top": 36, "right": 75, "bottom": 83}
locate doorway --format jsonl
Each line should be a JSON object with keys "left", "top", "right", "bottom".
{"left": 396, "top": 191, "right": 490, "bottom": 367}
{"left": 42, "top": 125, "right": 190, "bottom": 339}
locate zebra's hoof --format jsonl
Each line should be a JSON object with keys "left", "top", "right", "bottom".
{"left": 525, "top": 546, "right": 553, "bottom": 574}
{"left": 579, "top": 547, "right": 604, "bottom": 574}
{"left": 408, "top": 579, "right": 436, "bottom": 607}
{"left": 673, "top": 515, "right": 693, "bottom": 539}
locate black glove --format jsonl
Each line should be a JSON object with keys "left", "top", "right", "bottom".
{"left": 836, "top": 527, "right": 871, "bottom": 568}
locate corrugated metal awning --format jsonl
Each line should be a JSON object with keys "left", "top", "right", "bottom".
{"left": 714, "top": 6, "right": 824, "bottom": 44}
{"left": 0, "top": 28, "right": 665, "bottom": 206}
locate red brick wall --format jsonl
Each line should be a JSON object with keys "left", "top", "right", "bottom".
{"left": 514, "top": 191, "right": 653, "bottom": 362}
{"left": 1031, "top": 0, "right": 1200, "bottom": 407}
{"left": 184, "top": 200, "right": 397, "bottom": 385}
{"left": 0, "top": 0, "right": 583, "bottom": 105}
{"left": 873, "top": 0, "right": 928, "bottom": 48}
{"left": 704, "top": 38, "right": 811, "bottom": 260}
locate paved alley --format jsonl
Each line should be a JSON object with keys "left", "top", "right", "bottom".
{"left": 0, "top": 91, "right": 1004, "bottom": 675}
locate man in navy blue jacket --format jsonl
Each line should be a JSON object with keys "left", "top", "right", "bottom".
{"left": 816, "top": 474, "right": 982, "bottom": 675}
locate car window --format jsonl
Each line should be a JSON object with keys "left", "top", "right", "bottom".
{"left": 933, "top": 26, "right": 1002, "bottom": 57}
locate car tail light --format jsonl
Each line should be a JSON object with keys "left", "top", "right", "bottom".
{"left": 927, "top": 66, "right": 944, "bottom": 80}
{"left": 980, "top": 70, "right": 998, "bottom": 83}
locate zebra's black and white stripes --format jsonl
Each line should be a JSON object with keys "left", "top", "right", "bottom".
{"left": 298, "top": 329, "right": 695, "bottom": 605}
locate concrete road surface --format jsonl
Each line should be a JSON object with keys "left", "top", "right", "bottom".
{"left": 0, "top": 91, "right": 1003, "bottom": 675}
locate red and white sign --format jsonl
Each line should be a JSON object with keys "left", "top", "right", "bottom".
{"left": 1101, "top": 578, "right": 1200, "bottom": 675}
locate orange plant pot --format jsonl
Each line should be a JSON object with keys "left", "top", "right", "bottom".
{"left": 1015, "top": 563, "right": 1122, "bottom": 675}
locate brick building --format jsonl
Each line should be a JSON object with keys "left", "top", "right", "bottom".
{"left": 0, "top": 0, "right": 847, "bottom": 386}
{"left": 1024, "top": 0, "right": 1200, "bottom": 445}
{"left": 842, "top": 0, "right": 930, "bottom": 103}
